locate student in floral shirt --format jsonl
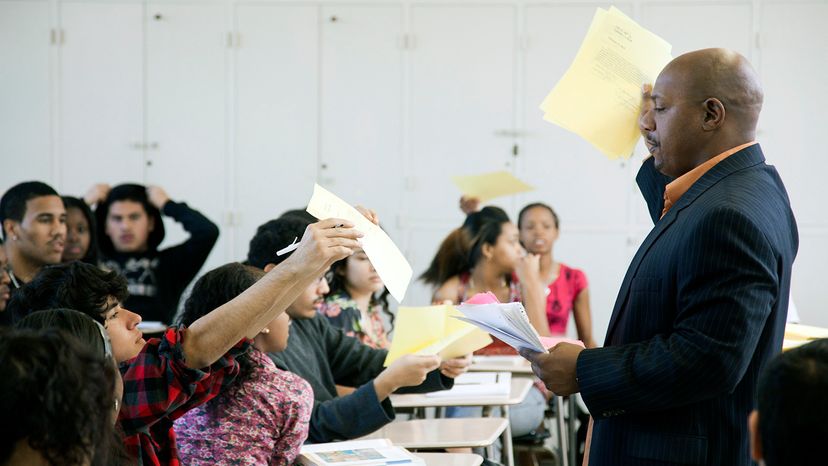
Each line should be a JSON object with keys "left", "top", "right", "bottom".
{"left": 175, "top": 263, "right": 312, "bottom": 466}
{"left": 5, "top": 218, "right": 362, "bottom": 465}
{"left": 318, "top": 249, "right": 393, "bottom": 349}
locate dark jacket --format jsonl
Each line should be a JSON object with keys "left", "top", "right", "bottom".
{"left": 577, "top": 145, "right": 798, "bottom": 465}
{"left": 269, "top": 315, "right": 454, "bottom": 443}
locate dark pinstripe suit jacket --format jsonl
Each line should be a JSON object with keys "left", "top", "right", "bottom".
{"left": 576, "top": 145, "right": 798, "bottom": 465}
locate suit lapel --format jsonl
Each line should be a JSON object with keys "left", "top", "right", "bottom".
{"left": 604, "top": 145, "right": 767, "bottom": 344}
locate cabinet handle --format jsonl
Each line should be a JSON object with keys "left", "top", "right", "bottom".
{"left": 154, "top": 13, "right": 162, "bottom": 21}
{"left": 129, "top": 142, "right": 144, "bottom": 150}
{"left": 148, "top": 142, "right": 159, "bottom": 150}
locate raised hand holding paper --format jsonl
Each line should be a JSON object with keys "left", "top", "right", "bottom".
{"left": 451, "top": 170, "right": 534, "bottom": 203}
{"left": 539, "top": 6, "right": 672, "bottom": 159}
{"left": 306, "top": 184, "right": 412, "bottom": 302}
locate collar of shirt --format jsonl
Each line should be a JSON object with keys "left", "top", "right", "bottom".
{"left": 661, "top": 141, "right": 757, "bottom": 218}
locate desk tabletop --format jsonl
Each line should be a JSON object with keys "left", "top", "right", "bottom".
{"left": 359, "top": 418, "right": 508, "bottom": 449}
{"left": 469, "top": 355, "right": 533, "bottom": 374}
{"left": 413, "top": 453, "right": 484, "bottom": 466}
{"left": 391, "top": 377, "right": 533, "bottom": 408}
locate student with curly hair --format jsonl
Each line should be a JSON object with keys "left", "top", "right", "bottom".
{"left": 0, "top": 327, "right": 119, "bottom": 466}
{"left": 175, "top": 263, "right": 312, "bottom": 465}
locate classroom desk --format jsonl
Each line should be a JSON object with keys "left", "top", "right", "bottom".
{"left": 469, "top": 355, "right": 577, "bottom": 466}
{"left": 390, "top": 377, "right": 531, "bottom": 466}
{"left": 359, "top": 418, "right": 508, "bottom": 451}
{"left": 413, "top": 453, "right": 484, "bottom": 466}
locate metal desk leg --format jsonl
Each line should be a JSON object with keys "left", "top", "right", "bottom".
{"left": 568, "top": 396, "right": 577, "bottom": 466}
{"left": 501, "top": 405, "right": 514, "bottom": 466}
{"left": 555, "top": 396, "right": 569, "bottom": 466}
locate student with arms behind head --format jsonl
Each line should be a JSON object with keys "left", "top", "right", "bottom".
{"left": 88, "top": 183, "right": 219, "bottom": 323}
{"left": 248, "top": 215, "right": 470, "bottom": 443}
{"left": 5, "top": 216, "right": 362, "bottom": 465}
{"left": 175, "top": 263, "right": 312, "bottom": 466}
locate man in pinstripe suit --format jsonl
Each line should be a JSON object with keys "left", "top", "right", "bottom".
{"left": 522, "top": 48, "right": 798, "bottom": 465}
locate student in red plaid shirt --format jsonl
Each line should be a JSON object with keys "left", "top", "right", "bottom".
{"left": 6, "top": 217, "right": 364, "bottom": 465}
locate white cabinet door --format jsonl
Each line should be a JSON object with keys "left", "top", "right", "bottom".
{"left": 0, "top": 0, "right": 52, "bottom": 189}
{"left": 407, "top": 4, "right": 517, "bottom": 223}
{"left": 58, "top": 1, "right": 145, "bottom": 196}
{"left": 233, "top": 3, "right": 319, "bottom": 259}
{"left": 319, "top": 4, "right": 403, "bottom": 245}
{"left": 144, "top": 2, "right": 227, "bottom": 268}
{"left": 758, "top": 2, "right": 828, "bottom": 327}
{"left": 404, "top": 4, "right": 516, "bottom": 306}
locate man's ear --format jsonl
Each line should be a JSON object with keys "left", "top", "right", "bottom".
{"left": 748, "top": 410, "right": 763, "bottom": 463}
{"left": 264, "top": 263, "right": 276, "bottom": 273}
{"left": 702, "top": 98, "right": 726, "bottom": 131}
{"left": 147, "top": 215, "right": 155, "bottom": 233}
{"left": 2, "top": 219, "right": 16, "bottom": 241}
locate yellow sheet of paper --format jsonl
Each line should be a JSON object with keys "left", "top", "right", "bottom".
{"left": 540, "top": 6, "right": 672, "bottom": 159}
{"left": 384, "top": 305, "right": 492, "bottom": 366}
{"left": 451, "top": 171, "right": 535, "bottom": 203}
{"left": 306, "top": 184, "right": 413, "bottom": 302}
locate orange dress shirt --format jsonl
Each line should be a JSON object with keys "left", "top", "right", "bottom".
{"left": 660, "top": 141, "right": 757, "bottom": 218}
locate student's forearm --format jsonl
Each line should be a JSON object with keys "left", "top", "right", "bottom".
{"left": 372, "top": 372, "right": 399, "bottom": 401}
{"left": 182, "top": 260, "right": 316, "bottom": 368}
{"left": 522, "top": 280, "right": 551, "bottom": 337}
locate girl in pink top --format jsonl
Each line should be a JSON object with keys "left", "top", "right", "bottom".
{"left": 518, "top": 203, "right": 596, "bottom": 348}
{"left": 174, "top": 263, "right": 312, "bottom": 465}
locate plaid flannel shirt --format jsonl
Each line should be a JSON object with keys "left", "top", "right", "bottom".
{"left": 118, "top": 327, "right": 250, "bottom": 465}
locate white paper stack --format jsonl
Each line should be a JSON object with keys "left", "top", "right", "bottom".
{"left": 454, "top": 301, "right": 547, "bottom": 353}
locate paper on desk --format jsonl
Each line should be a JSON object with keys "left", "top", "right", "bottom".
{"left": 426, "top": 372, "right": 511, "bottom": 398}
{"left": 306, "top": 184, "right": 412, "bottom": 302}
{"left": 300, "top": 438, "right": 424, "bottom": 465}
{"left": 451, "top": 170, "right": 534, "bottom": 203}
{"left": 384, "top": 305, "right": 493, "bottom": 366}
{"left": 454, "top": 293, "right": 584, "bottom": 353}
{"left": 539, "top": 6, "right": 672, "bottom": 159}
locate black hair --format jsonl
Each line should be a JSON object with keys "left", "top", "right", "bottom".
{"left": 246, "top": 216, "right": 311, "bottom": 269}
{"left": 0, "top": 327, "right": 120, "bottom": 466}
{"left": 0, "top": 181, "right": 60, "bottom": 240}
{"left": 16, "top": 309, "right": 109, "bottom": 357}
{"left": 62, "top": 196, "right": 101, "bottom": 265}
{"left": 94, "top": 184, "right": 165, "bottom": 256}
{"left": 5, "top": 261, "right": 128, "bottom": 324}
{"left": 517, "top": 202, "right": 559, "bottom": 230}
{"left": 178, "top": 263, "right": 263, "bottom": 414}
{"left": 419, "top": 206, "right": 510, "bottom": 286}
{"left": 468, "top": 219, "right": 509, "bottom": 269}
{"left": 326, "top": 256, "right": 394, "bottom": 330}
{"left": 757, "top": 338, "right": 828, "bottom": 466}
{"left": 279, "top": 208, "right": 317, "bottom": 224}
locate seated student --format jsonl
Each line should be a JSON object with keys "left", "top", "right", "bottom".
{"left": 0, "top": 241, "right": 11, "bottom": 317}
{"left": 0, "top": 182, "right": 66, "bottom": 314}
{"left": 5, "top": 216, "right": 361, "bottom": 465}
{"left": 247, "top": 215, "right": 471, "bottom": 443}
{"left": 516, "top": 202, "right": 596, "bottom": 348}
{"left": 0, "top": 327, "right": 119, "bottom": 466}
{"left": 318, "top": 250, "right": 393, "bottom": 349}
{"left": 749, "top": 338, "right": 828, "bottom": 466}
{"left": 174, "top": 263, "right": 312, "bottom": 465}
{"left": 87, "top": 183, "right": 219, "bottom": 323}
{"left": 61, "top": 196, "right": 100, "bottom": 265}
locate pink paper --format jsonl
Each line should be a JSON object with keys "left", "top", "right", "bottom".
{"left": 464, "top": 291, "right": 500, "bottom": 305}
{"left": 541, "top": 336, "right": 585, "bottom": 349}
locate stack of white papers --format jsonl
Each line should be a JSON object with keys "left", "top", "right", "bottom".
{"left": 425, "top": 371, "right": 511, "bottom": 398}
{"left": 455, "top": 301, "right": 547, "bottom": 353}
{"left": 299, "top": 439, "right": 424, "bottom": 466}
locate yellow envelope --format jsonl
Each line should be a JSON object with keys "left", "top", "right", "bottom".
{"left": 306, "top": 184, "right": 413, "bottom": 302}
{"left": 451, "top": 171, "right": 534, "bottom": 203}
{"left": 384, "top": 305, "right": 492, "bottom": 366}
{"left": 540, "top": 6, "right": 672, "bottom": 159}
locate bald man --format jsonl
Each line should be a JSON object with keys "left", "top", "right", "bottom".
{"left": 522, "top": 49, "right": 798, "bottom": 465}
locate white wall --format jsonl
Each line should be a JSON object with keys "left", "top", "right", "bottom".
{"left": 1, "top": 0, "right": 825, "bottom": 339}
